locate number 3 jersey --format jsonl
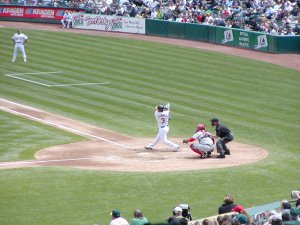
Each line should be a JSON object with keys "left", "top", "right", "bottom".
{"left": 155, "top": 111, "right": 170, "bottom": 128}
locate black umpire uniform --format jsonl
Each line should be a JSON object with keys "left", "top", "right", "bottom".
{"left": 211, "top": 118, "right": 234, "bottom": 158}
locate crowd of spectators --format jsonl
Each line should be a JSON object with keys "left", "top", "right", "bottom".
{"left": 107, "top": 191, "right": 300, "bottom": 225}
{"left": 2, "top": 0, "right": 300, "bottom": 35}
{"left": 2, "top": 191, "right": 287, "bottom": 225}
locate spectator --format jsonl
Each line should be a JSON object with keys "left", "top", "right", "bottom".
{"left": 233, "top": 214, "right": 248, "bottom": 225}
{"left": 130, "top": 209, "right": 149, "bottom": 225}
{"left": 232, "top": 205, "right": 244, "bottom": 214}
{"left": 272, "top": 213, "right": 284, "bottom": 225}
{"left": 284, "top": 207, "right": 300, "bottom": 225}
{"left": 219, "top": 194, "right": 237, "bottom": 214}
{"left": 168, "top": 206, "right": 184, "bottom": 225}
{"left": 110, "top": 209, "right": 129, "bottom": 225}
{"left": 202, "top": 218, "right": 211, "bottom": 225}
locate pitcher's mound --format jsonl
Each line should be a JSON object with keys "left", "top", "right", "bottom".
{"left": 35, "top": 138, "right": 268, "bottom": 172}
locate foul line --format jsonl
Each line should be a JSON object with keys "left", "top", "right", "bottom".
{"left": 0, "top": 156, "right": 117, "bottom": 167}
{"left": 0, "top": 106, "right": 130, "bottom": 149}
{"left": 0, "top": 98, "right": 132, "bottom": 138}
{"left": 4, "top": 72, "right": 110, "bottom": 87}
{"left": 4, "top": 71, "right": 63, "bottom": 76}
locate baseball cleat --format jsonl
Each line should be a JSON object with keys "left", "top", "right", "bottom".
{"left": 173, "top": 146, "right": 181, "bottom": 152}
{"left": 145, "top": 146, "right": 153, "bottom": 150}
{"left": 217, "top": 154, "right": 225, "bottom": 158}
{"left": 225, "top": 150, "right": 231, "bottom": 155}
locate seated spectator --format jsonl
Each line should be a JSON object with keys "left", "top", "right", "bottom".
{"left": 272, "top": 213, "right": 284, "bottom": 225}
{"left": 202, "top": 218, "right": 211, "bottom": 225}
{"left": 233, "top": 214, "right": 248, "bottom": 225}
{"left": 218, "top": 194, "right": 237, "bottom": 214}
{"left": 284, "top": 207, "right": 300, "bottom": 225}
{"left": 232, "top": 205, "right": 244, "bottom": 214}
{"left": 110, "top": 209, "right": 129, "bottom": 225}
{"left": 130, "top": 209, "right": 149, "bottom": 225}
{"left": 167, "top": 206, "right": 184, "bottom": 225}
{"left": 217, "top": 215, "right": 224, "bottom": 225}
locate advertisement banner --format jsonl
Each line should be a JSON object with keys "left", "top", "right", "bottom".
{"left": 0, "top": 6, "right": 83, "bottom": 20}
{"left": 215, "top": 27, "right": 269, "bottom": 51}
{"left": 72, "top": 13, "right": 146, "bottom": 34}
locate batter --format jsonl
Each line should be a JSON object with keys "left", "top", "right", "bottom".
{"left": 145, "top": 103, "right": 180, "bottom": 151}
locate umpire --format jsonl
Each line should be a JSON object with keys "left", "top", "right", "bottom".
{"left": 210, "top": 118, "right": 234, "bottom": 158}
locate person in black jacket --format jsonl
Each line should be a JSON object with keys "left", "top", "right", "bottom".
{"left": 210, "top": 118, "right": 234, "bottom": 158}
{"left": 218, "top": 194, "right": 237, "bottom": 214}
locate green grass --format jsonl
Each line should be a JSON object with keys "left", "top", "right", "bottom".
{"left": 0, "top": 27, "right": 299, "bottom": 225}
{"left": 0, "top": 111, "right": 86, "bottom": 161}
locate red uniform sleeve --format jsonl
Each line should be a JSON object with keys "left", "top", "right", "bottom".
{"left": 186, "top": 138, "right": 195, "bottom": 142}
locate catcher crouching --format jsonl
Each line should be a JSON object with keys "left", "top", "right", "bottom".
{"left": 183, "top": 123, "right": 214, "bottom": 158}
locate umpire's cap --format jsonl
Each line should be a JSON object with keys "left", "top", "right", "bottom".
{"left": 210, "top": 117, "right": 219, "bottom": 125}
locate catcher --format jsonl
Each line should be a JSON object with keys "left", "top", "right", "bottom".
{"left": 183, "top": 123, "right": 214, "bottom": 158}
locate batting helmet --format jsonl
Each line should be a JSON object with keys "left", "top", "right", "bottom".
{"left": 157, "top": 105, "right": 165, "bottom": 112}
{"left": 196, "top": 123, "right": 205, "bottom": 132}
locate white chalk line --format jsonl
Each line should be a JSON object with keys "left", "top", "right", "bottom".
{"left": 0, "top": 155, "right": 160, "bottom": 167}
{"left": 4, "top": 72, "right": 110, "bottom": 87}
{"left": 0, "top": 98, "right": 132, "bottom": 139}
{"left": 51, "top": 82, "right": 110, "bottom": 87}
{"left": 4, "top": 71, "right": 63, "bottom": 76}
{"left": 5, "top": 74, "right": 51, "bottom": 87}
{"left": 0, "top": 106, "right": 130, "bottom": 149}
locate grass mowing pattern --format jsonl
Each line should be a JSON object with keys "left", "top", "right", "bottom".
{"left": 0, "top": 111, "right": 86, "bottom": 161}
{"left": 0, "top": 27, "right": 299, "bottom": 225}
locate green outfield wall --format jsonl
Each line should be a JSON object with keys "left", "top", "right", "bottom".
{"left": 145, "top": 19, "right": 300, "bottom": 54}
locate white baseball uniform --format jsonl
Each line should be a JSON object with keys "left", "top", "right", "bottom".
{"left": 61, "top": 12, "right": 72, "bottom": 28}
{"left": 191, "top": 131, "right": 214, "bottom": 152}
{"left": 146, "top": 109, "right": 180, "bottom": 151}
{"left": 12, "top": 32, "right": 28, "bottom": 62}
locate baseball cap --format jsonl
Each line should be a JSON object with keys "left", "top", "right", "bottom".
{"left": 235, "top": 214, "right": 248, "bottom": 224}
{"left": 174, "top": 206, "right": 183, "bottom": 213}
{"left": 111, "top": 209, "right": 121, "bottom": 218}
{"left": 210, "top": 118, "right": 219, "bottom": 123}
{"left": 232, "top": 205, "right": 244, "bottom": 213}
{"left": 290, "top": 207, "right": 300, "bottom": 217}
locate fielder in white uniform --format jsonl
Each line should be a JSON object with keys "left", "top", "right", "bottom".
{"left": 183, "top": 123, "right": 214, "bottom": 158}
{"left": 145, "top": 103, "right": 180, "bottom": 151}
{"left": 61, "top": 11, "right": 72, "bottom": 28}
{"left": 12, "top": 28, "right": 28, "bottom": 62}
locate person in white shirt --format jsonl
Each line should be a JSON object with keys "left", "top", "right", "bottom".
{"left": 11, "top": 28, "right": 28, "bottom": 62}
{"left": 110, "top": 209, "right": 129, "bottom": 225}
{"left": 61, "top": 11, "right": 72, "bottom": 28}
{"left": 145, "top": 103, "right": 180, "bottom": 151}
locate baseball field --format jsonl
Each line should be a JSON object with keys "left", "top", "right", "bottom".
{"left": 0, "top": 24, "right": 299, "bottom": 225}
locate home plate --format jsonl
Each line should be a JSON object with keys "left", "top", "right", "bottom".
{"left": 138, "top": 152, "right": 151, "bottom": 155}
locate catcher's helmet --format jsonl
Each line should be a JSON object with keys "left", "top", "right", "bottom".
{"left": 196, "top": 123, "right": 205, "bottom": 132}
{"left": 157, "top": 105, "right": 165, "bottom": 112}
